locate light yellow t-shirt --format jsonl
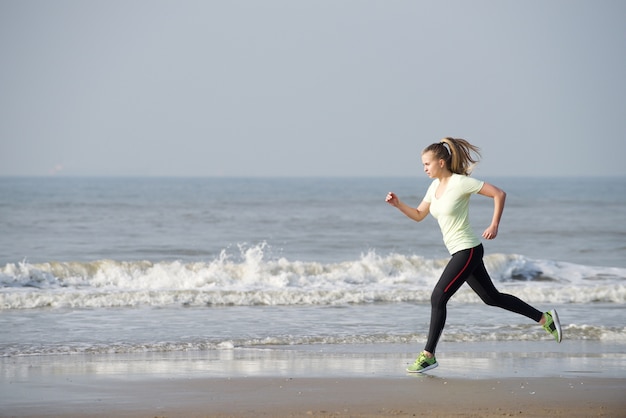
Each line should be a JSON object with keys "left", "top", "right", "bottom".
{"left": 423, "top": 173, "right": 485, "bottom": 255}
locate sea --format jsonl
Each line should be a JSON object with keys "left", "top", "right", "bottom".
{"left": 1, "top": 176, "right": 625, "bottom": 370}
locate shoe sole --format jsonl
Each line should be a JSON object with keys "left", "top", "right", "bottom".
{"left": 406, "top": 362, "right": 438, "bottom": 373}
{"left": 550, "top": 309, "right": 562, "bottom": 343}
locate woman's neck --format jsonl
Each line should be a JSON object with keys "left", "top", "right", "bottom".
{"left": 437, "top": 171, "right": 453, "bottom": 182}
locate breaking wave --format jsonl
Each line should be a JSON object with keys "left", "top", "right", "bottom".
{"left": 2, "top": 244, "right": 625, "bottom": 310}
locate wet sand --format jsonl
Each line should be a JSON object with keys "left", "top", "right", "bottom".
{"left": 3, "top": 375, "right": 625, "bottom": 417}
{"left": 2, "top": 343, "right": 625, "bottom": 417}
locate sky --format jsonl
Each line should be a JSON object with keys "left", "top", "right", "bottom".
{"left": 1, "top": 0, "right": 625, "bottom": 178}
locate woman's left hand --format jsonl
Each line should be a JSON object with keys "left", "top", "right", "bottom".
{"left": 482, "top": 225, "right": 498, "bottom": 240}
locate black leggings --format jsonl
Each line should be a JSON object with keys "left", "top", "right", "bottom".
{"left": 424, "top": 244, "right": 543, "bottom": 354}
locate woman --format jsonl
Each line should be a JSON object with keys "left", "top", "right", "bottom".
{"left": 385, "top": 137, "right": 561, "bottom": 373}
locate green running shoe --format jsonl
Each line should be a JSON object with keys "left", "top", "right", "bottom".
{"left": 407, "top": 351, "right": 438, "bottom": 373}
{"left": 542, "top": 309, "right": 562, "bottom": 343}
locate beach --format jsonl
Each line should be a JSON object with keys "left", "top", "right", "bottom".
{"left": 1, "top": 176, "right": 625, "bottom": 417}
{"left": 3, "top": 342, "right": 625, "bottom": 417}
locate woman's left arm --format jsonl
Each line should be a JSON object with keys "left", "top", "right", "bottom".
{"left": 478, "top": 182, "right": 506, "bottom": 240}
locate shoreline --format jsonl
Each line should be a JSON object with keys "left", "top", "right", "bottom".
{"left": 2, "top": 343, "right": 625, "bottom": 417}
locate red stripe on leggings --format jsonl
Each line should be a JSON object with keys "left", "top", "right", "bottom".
{"left": 444, "top": 247, "right": 474, "bottom": 293}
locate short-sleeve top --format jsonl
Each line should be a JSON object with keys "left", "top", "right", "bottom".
{"left": 423, "top": 173, "right": 485, "bottom": 254}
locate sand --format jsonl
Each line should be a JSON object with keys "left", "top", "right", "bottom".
{"left": 3, "top": 376, "right": 625, "bottom": 417}
{"left": 2, "top": 344, "right": 625, "bottom": 417}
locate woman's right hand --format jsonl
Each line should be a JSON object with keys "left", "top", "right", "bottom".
{"left": 385, "top": 192, "right": 399, "bottom": 207}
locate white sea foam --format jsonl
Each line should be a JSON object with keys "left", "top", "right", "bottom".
{"left": 1, "top": 244, "right": 625, "bottom": 310}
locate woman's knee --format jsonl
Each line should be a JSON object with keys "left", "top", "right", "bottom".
{"left": 480, "top": 295, "right": 499, "bottom": 307}
{"left": 477, "top": 291, "right": 507, "bottom": 307}
{"left": 430, "top": 287, "right": 446, "bottom": 307}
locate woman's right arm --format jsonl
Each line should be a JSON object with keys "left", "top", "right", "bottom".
{"left": 385, "top": 192, "right": 430, "bottom": 222}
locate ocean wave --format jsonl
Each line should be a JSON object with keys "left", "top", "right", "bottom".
{"left": 1, "top": 244, "right": 625, "bottom": 310}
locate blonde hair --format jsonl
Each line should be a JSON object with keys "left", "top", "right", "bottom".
{"left": 423, "top": 137, "right": 481, "bottom": 175}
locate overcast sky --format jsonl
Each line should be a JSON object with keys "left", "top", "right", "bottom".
{"left": 1, "top": 0, "right": 625, "bottom": 177}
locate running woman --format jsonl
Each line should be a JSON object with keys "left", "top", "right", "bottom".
{"left": 385, "top": 137, "right": 562, "bottom": 373}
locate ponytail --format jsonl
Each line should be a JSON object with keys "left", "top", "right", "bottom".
{"left": 423, "top": 137, "right": 481, "bottom": 176}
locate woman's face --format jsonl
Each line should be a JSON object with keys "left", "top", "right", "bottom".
{"left": 421, "top": 151, "right": 445, "bottom": 178}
